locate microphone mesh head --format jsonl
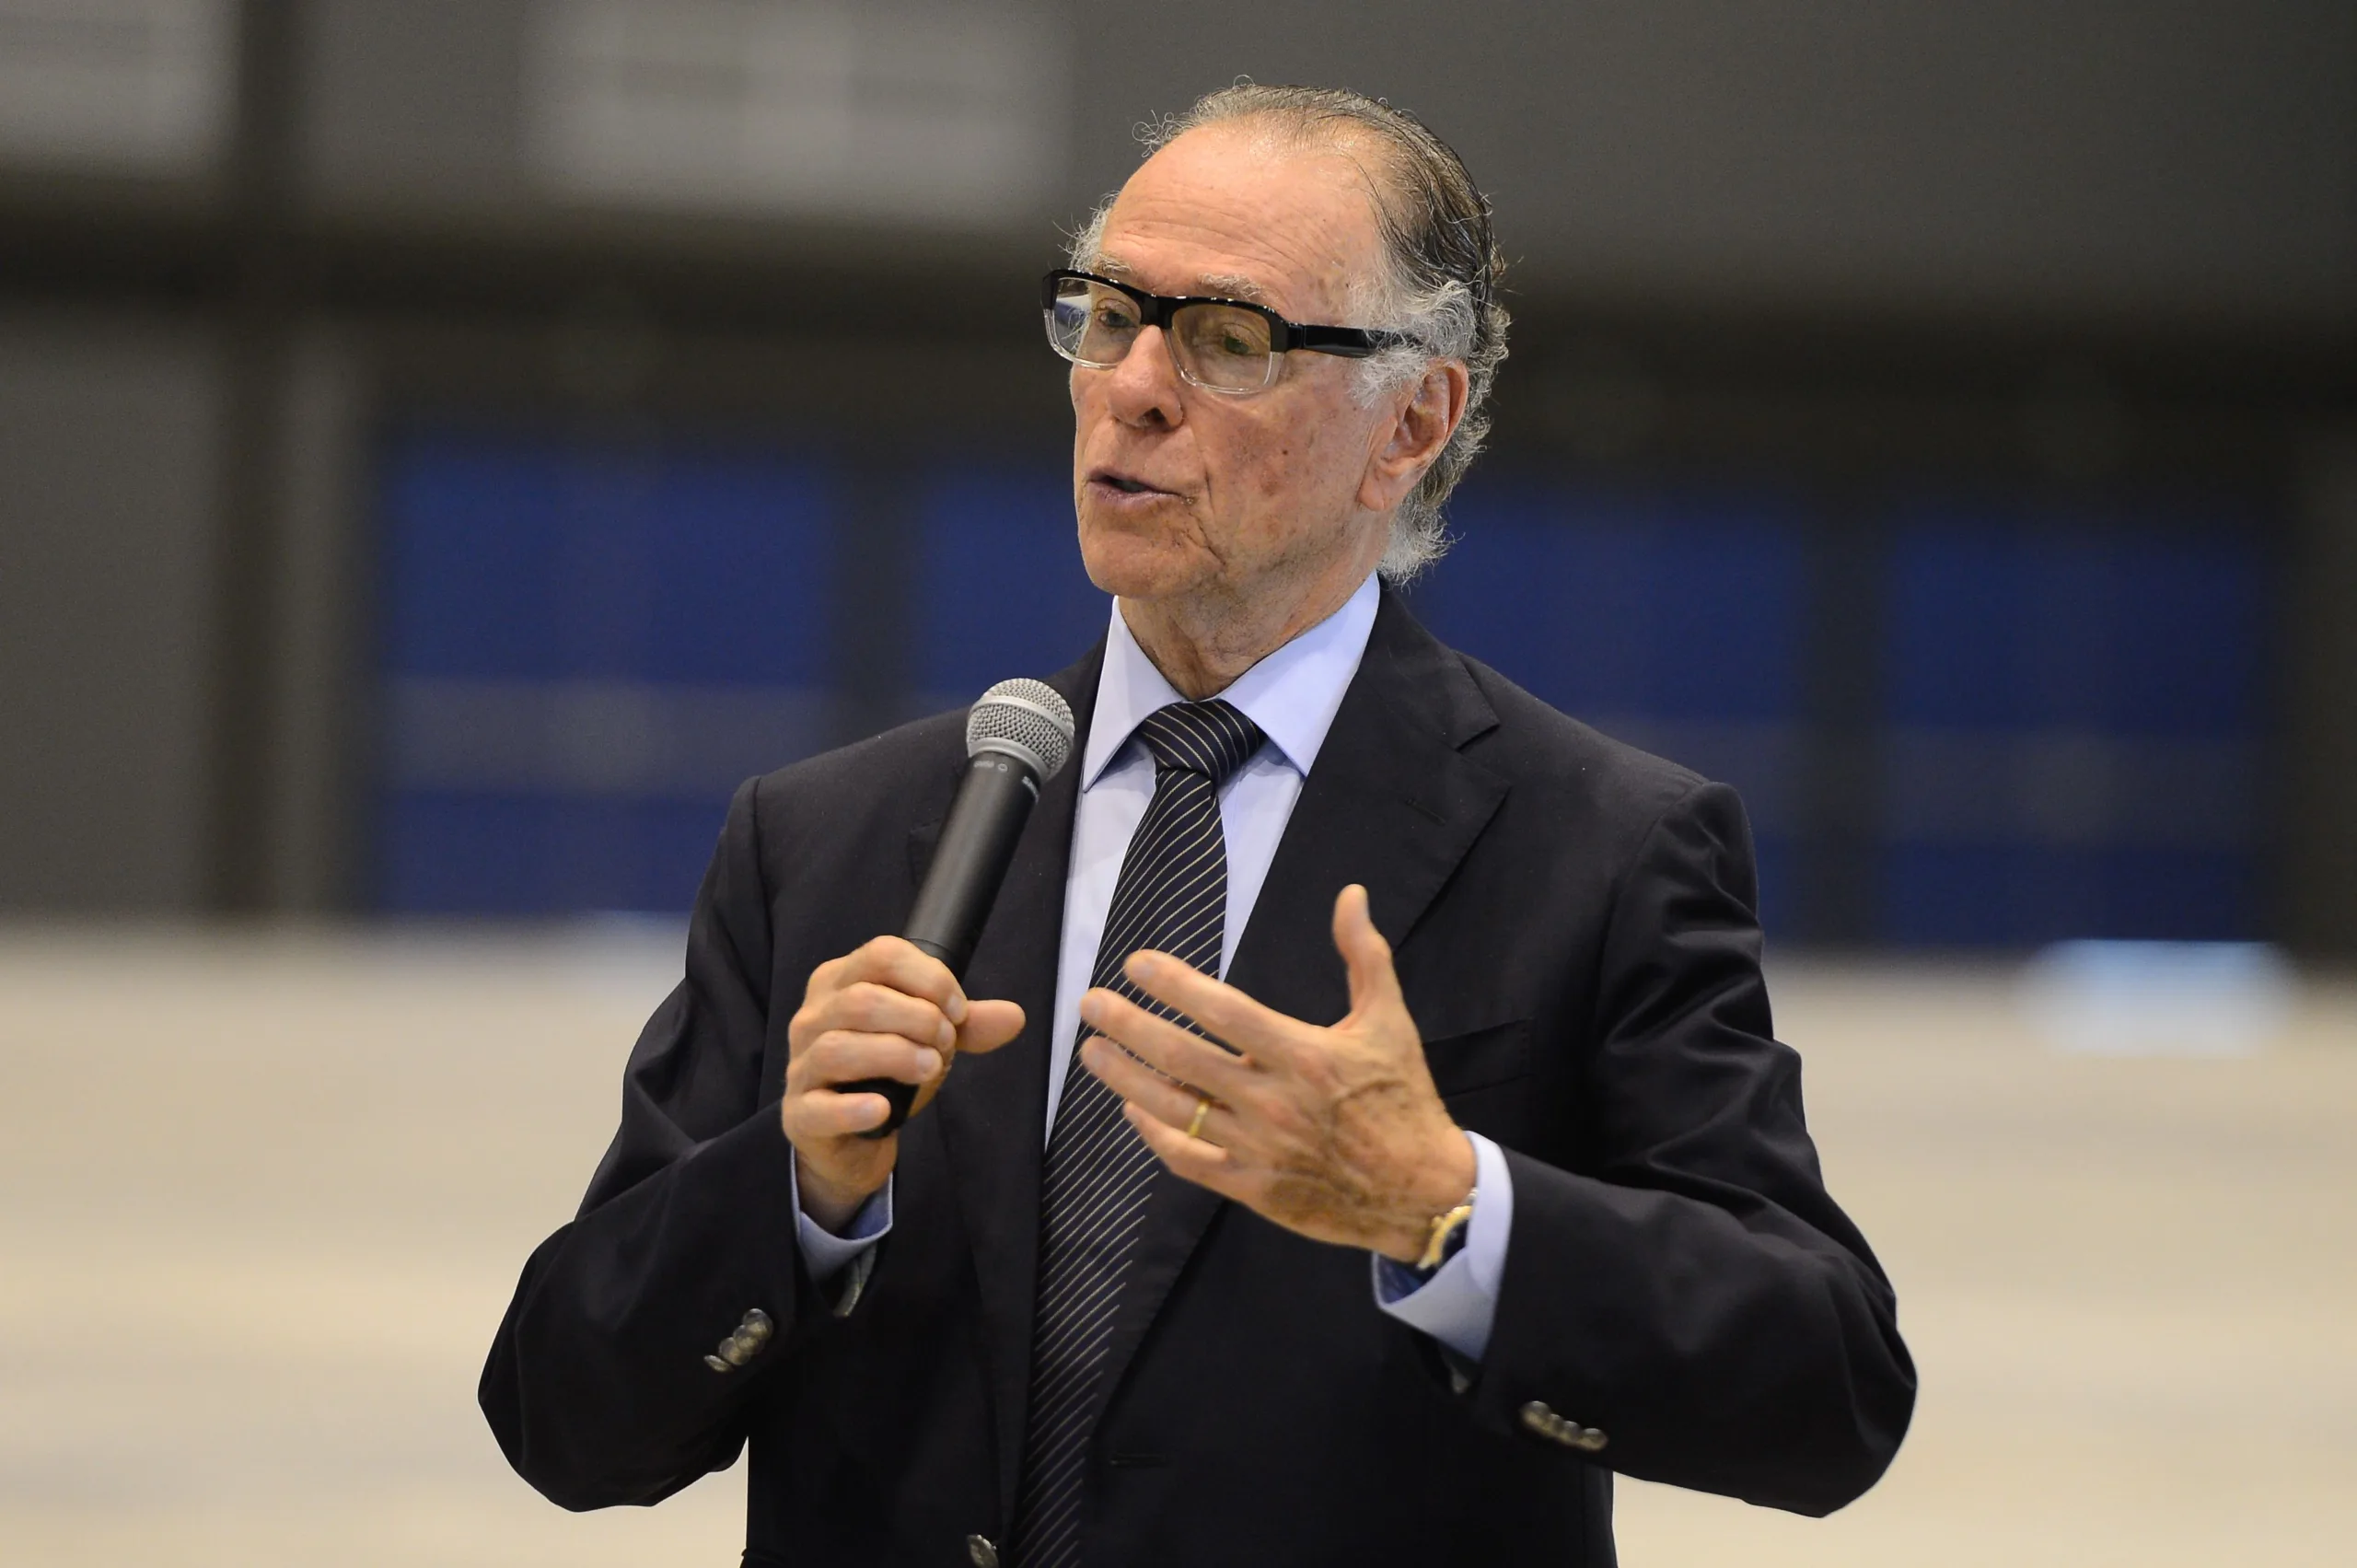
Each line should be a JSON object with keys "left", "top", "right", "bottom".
{"left": 966, "top": 678, "right": 1076, "bottom": 780}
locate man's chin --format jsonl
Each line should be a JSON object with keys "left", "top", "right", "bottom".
{"left": 1075, "top": 521, "right": 1215, "bottom": 604}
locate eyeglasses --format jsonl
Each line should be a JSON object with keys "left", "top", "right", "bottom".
{"left": 1041, "top": 268, "right": 1414, "bottom": 395}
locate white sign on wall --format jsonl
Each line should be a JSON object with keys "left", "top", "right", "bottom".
{"left": 0, "top": 0, "right": 233, "bottom": 176}
{"left": 526, "top": 0, "right": 1064, "bottom": 224}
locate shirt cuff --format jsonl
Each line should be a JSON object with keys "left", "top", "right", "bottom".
{"left": 1369, "top": 1131, "right": 1513, "bottom": 1365}
{"left": 789, "top": 1164, "right": 893, "bottom": 1285}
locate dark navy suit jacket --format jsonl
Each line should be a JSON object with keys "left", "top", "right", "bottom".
{"left": 482, "top": 589, "right": 1915, "bottom": 1566}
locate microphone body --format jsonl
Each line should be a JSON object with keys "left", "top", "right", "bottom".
{"left": 845, "top": 679, "right": 1074, "bottom": 1138}
{"left": 900, "top": 751, "right": 1039, "bottom": 975}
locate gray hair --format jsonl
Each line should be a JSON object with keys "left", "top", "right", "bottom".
{"left": 1071, "top": 84, "right": 1511, "bottom": 580}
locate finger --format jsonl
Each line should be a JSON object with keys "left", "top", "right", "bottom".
{"left": 1122, "top": 1101, "right": 1244, "bottom": 1193}
{"left": 1330, "top": 884, "right": 1403, "bottom": 1018}
{"left": 955, "top": 998, "right": 1026, "bottom": 1055}
{"left": 792, "top": 1029, "right": 943, "bottom": 1090}
{"left": 836, "top": 935, "right": 969, "bottom": 1027}
{"left": 788, "top": 1086, "right": 894, "bottom": 1139}
{"left": 1079, "top": 988, "right": 1254, "bottom": 1096}
{"left": 1078, "top": 1033, "right": 1226, "bottom": 1137}
{"left": 827, "top": 981, "right": 958, "bottom": 1050}
{"left": 1120, "top": 950, "right": 1306, "bottom": 1063}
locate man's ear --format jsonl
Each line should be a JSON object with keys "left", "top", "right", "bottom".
{"left": 1356, "top": 360, "right": 1470, "bottom": 515}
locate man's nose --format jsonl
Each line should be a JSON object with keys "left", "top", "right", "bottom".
{"left": 1104, "top": 325, "right": 1185, "bottom": 427}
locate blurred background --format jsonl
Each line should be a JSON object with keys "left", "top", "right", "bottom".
{"left": 1, "top": 1, "right": 2351, "bottom": 1563}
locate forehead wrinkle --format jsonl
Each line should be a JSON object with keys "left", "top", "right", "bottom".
{"left": 1098, "top": 132, "right": 1384, "bottom": 319}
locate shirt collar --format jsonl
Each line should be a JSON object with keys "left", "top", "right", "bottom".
{"left": 1081, "top": 571, "right": 1381, "bottom": 791}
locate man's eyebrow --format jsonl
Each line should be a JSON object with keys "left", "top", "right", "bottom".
{"left": 1093, "top": 255, "right": 1275, "bottom": 306}
{"left": 1194, "top": 272, "right": 1272, "bottom": 305}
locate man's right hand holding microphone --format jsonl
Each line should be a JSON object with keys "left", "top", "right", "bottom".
{"left": 782, "top": 935, "right": 1027, "bottom": 1232}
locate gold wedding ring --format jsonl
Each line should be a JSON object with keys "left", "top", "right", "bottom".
{"left": 1185, "top": 1096, "right": 1213, "bottom": 1140}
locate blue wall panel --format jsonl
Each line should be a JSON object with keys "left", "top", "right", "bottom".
{"left": 1409, "top": 481, "right": 1807, "bottom": 930}
{"left": 378, "top": 795, "right": 737, "bottom": 917}
{"left": 914, "top": 466, "right": 1110, "bottom": 702}
{"left": 384, "top": 435, "right": 833, "bottom": 685}
{"left": 1879, "top": 506, "right": 2267, "bottom": 946}
{"left": 1886, "top": 516, "right": 2263, "bottom": 736}
{"left": 374, "top": 438, "right": 2272, "bottom": 946}
{"left": 1883, "top": 844, "right": 2256, "bottom": 947}
{"left": 1409, "top": 482, "right": 1805, "bottom": 723}
{"left": 377, "top": 429, "right": 835, "bottom": 915}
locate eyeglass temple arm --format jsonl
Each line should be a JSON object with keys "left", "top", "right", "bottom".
{"left": 1292, "top": 324, "right": 1411, "bottom": 358}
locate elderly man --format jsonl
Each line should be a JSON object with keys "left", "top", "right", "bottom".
{"left": 482, "top": 85, "right": 1913, "bottom": 1568}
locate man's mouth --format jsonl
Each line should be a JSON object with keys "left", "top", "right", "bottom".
{"left": 1089, "top": 469, "right": 1173, "bottom": 498}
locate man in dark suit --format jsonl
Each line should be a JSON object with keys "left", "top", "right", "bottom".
{"left": 482, "top": 85, "right": 1913, "bottom": 1567}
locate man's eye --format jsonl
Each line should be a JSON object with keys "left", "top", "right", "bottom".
{"left": 1092, "top": 305, "right": 1138, "bottom": 331}
{"left": 1218, "top": 331, "right": 1256, "bottom": 356}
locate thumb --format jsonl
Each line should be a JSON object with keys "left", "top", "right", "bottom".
{"left": 1331, "top": 884, "right": 1402, "bottom": 1020}
{"left": 955, "top": 998, "right": 1027, "bottom": 1054}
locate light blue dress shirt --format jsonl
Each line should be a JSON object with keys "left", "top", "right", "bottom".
{"left": 795, "top": 572, "right": 1511, "bottom": 1362}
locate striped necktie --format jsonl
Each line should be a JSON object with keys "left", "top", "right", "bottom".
{"left": 1011, "top": 698, "right": 1266, "bottom": 1568}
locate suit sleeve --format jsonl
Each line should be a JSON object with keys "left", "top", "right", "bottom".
{"left": 1468, "top": 780, "right": 1916, "bottom": 1515}
{"left": 479, "top": 775, "right": 819, "bottom": 1510}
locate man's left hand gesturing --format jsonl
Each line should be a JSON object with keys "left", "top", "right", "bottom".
{"left": 1077, "top": 882, "right": 1477, "bottom": 1264}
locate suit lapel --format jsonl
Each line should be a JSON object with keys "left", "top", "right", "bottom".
{"left": 1093, "top": 588, "right": 1508, "bottom": 1412}
{"left": 932, "top": 642, "right": 1103, "bottom": 1523}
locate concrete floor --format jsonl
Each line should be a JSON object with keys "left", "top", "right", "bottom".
{"left": 1, "top": 927, "right": 2351, "bottom": 1565}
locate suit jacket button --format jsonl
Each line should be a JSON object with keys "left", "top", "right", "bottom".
{"left": 702, "top": 1353, "right": 733, "bottom": 1374}
{"left": 1572, "top": 1426, "right": 1608, "bottom": 1453}
{"left": 965, "top": 1534, "right": 999, "bottom": 1568}
{"left": 737, "top": 1307, "right": 773, "bottom": 1343}
{"left": 1518, "top": 1400, "right": 1558, "bottom": 1437}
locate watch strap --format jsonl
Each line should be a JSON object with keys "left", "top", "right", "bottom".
{"left": 1412, "top": 1192, "right": 1476, "bottom": 1274}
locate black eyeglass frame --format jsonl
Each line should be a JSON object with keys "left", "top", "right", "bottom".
{"left": 1040, "top": 268, "right": 1417, "bottom": 389}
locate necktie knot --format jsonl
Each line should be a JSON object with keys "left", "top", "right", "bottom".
{"left": 1132, "top": 699, "right": 1264, "bottom": 786}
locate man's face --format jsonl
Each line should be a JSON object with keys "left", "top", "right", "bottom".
{"left": 1071, "top": 124, "right": 1399, "bottom": 612}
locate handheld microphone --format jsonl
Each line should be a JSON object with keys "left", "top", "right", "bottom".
{"left": 848, "top": 678, "right": 1076, "bottom": 1138}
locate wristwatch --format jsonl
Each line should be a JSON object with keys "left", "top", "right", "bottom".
{"left": 1412, "top": 1187, "right": 1477, "bottom": 1277}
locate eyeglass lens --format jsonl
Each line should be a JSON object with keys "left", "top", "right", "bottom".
{"left": 1047, "top": 276, "right": 1277, "bottom": 392}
